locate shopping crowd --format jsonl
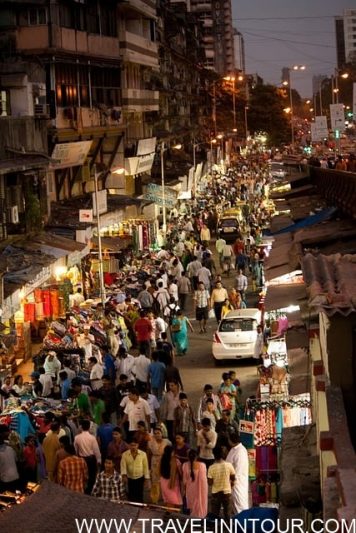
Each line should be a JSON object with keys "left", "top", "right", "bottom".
{"left": 0, "top": 158, "right": 273, "bottom": 519}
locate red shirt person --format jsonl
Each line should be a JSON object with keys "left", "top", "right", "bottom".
{"left": 134, "top": 310, "right": 153, "bottom": 356}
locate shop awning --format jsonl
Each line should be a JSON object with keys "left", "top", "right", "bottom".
{"left": 264, "top": 283, "right": 307, "bottom": 311}
{"left": 272, "top": 207, "right": 337, "bottom": 235}
{"left": 0, "top": 156, "right": 50, "bottom": 175}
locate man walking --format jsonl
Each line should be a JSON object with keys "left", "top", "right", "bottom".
{"left": 193, "top": 281, "right": 210, "bottom": 334}
{"left": 121, "top": 439, "right": 150, "bottom": 503}
{"left": 226, "top": 433, "right": 249, "bottom": 514}
{"left": 177, "top": 272, "right": 191, "bottom": 311}
{"left": 208, "top": 446, "right": 235, "bottom": 519}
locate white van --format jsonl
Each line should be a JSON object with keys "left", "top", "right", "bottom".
{"left": 212, "top": 308, "right": 261, "bottom": 363}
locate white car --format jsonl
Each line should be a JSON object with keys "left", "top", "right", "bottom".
{"left": 212, "top": 308, "right": 261, "bottom": 363}
{"left": 269, "top": 162, "right": 287, "bottom": 179}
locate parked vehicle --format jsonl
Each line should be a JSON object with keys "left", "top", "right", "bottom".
{"left": 217, "top": 216, "right": 240, "bottom": 242}
{"left": 269, "top": 162, "right": 287, "bottom": 179}
{"left": 212, "top": 308, "right": 261, "bottom": 363}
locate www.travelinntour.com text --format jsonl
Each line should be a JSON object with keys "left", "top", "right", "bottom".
{"left": 74, "top": 517, "right": 356, "bottom": 533}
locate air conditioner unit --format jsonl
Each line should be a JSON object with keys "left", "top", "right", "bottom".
{"left": 7, "top": 205, "right": 19, "bottom": 224}
{"left": 34, "top": 103, "right": 49, "bottom": 117}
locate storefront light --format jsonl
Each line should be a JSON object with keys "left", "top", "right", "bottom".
{"left": 54, "top": 266, "right": 67, "bottom": 281}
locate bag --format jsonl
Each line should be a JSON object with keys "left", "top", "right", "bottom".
{"left": 151, "top": 295, "right": 161, "bottom": 316}
{"left": 171, "top": 321, "right": 181, "bottom": 333}
{"left": 208, "top": 308, "right": 215, "bottom": 319}
{"left": 220, "top": 393, "right": 232, "bottom": 410}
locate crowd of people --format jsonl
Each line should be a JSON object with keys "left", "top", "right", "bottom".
{"left": 0, "top": 158, "right": 274, "bottom": 519}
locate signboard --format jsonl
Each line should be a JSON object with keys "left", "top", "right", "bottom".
{"left": 124, "top": 153, "right": 155, "bottom": 175}
{"left": 51, "top": 141, "right": 92, "bottom": 169}
{"left": 143, "top": 183, "right": 178, "bottom": 208}
{"left": 136, "top": 137, "right": 156, "bottom": 156}
{"left": 79, "top": 209, "right": 93, "bottom": 223}
{"left": 314, "top": 116, "right": 328, "bottom": 138}
{"left": 330, "top": 103, "right": 345, "bottom": 131}
{"left": 310, "top": 124, "right": 321, "bottom": 142}
{"left": 136, "top": 153, "right": 155, "bottom": 174}
{"left": 92, "top": 189, "right": 107, "bottom": 216}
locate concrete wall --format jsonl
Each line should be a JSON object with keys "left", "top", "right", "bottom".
{"left": 0, "top": 117, "right": 48, "bottom": 158}
{"left": 326, "top": 313, "right": 356, "bottom": 389}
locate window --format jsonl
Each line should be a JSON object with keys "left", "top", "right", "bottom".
{"left": 219, "top": 318, "right": 257, "bottom": 333}
{"left": 28, "top": 7, "right": 47, "bottom": 25}
{"left": 100, "top": 3, "right": 117, "bottom": 37}
{"left": 60, "top": 3, "right": 86, "bottom": 30}
{"left": 91, "top": 67, "right": 120, "bottom": 106}
{"left": 55, "top": 64, "right": 89, "bottom": 107}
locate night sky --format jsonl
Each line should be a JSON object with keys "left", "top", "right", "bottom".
{"left": 232, "top": 0, "right": 353, "bottom": 97}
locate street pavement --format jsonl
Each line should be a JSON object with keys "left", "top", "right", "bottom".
{"left": 175, "top": 254, "right": 260, "bottom": 415}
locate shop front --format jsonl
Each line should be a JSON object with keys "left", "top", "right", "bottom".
{"left": 0, "top": 236, "right": 89, "bottom": 377}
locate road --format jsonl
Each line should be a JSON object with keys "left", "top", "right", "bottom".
{"left": 174, "top": 260, "right": 260, "bottom": 415}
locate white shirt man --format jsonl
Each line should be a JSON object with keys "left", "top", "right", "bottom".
{"left": 187, "top": 258, "right": 202, "bottom": 279}
{"left": 90, "top": 360, "right": 104, "bottom": 390}
{"left": 123, "top": 394, "right": 151, "bottom": 431}
{"left": 235, "top": 271, "right": 248, "bottom": 294}
{"left": 226, "top": 437, "right": 249, "bottom": 514}
{"left": 216, "top": 237, "right": 226, "bottom": 256}
{"left": 115, "top": 353, "right": 136, "bottom": 383}
{"left": 155, "top": 316, "right": 167, "bottom": 339}
{"left": 76, "top": 330, "right": 95, "bottom": 363}
{"left": 134, "top": 353, "right": 151, "bottom": 384}
{"left": 155, "top": 285, "right": 170, "bottom": 312}
{"left": 74, "top": 427, "right": 101, "bottom": 465}
{"left": 39, "top": 372, "right": 54, "bottom": 397}
{"left": 197, "top": 266, "right": 212, "bottom": 290}
{"left": 168, "top": 281, "right": 179, "bottom": 302}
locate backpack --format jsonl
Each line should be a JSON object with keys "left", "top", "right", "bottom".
{"left": 152, "top": 294, "right": 161, "bottom": 316}
{"left": 165, "top": 303, "right": 179, "bottom": 326}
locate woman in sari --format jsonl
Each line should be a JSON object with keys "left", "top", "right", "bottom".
{"left": 170, "top": 310, "right": 194, "bottom": 356}
{"left": 160, "top": 445, "right": 182, "bottom": 508}
{"left": 147, "top": 426, "right": 171, "bottom": 504}
{"left": 182, "top": 449, "right": 208, "bottom": 518}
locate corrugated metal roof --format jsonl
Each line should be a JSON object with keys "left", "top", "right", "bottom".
{"left": 0, "top": 481, "right": 189, "bottom": 533}
{"left": 294, "top": 219, "right": 356, "bottom": 246}
{"left": 302, "top": 253, "right": 356, "bottom": 316}
{"left": 264, "top": 282, "right": 307, "bottom": 311}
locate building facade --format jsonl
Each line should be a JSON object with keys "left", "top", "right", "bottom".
{"left": 233, "top": 29, "right": 245, "bottom": 73}
{"left": 335, "top": 10, "right": 356, "bottom": 68}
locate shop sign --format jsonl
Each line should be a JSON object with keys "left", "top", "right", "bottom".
{"left": 136, "top": 153, "right": 155, "bottom": 173}
{"left": 92, "top": 189, "right": 107, "bottom": 216}
{"left": 79, "top": 209, "right": 93, "bottom": 223}
{"left": 143, "top": 183, "right": 177, "bottom": 208}
{"left": 51, "top": 141, "right": 92, "bottom": 169}
{"left": 137, "top": 137, "right": 156, "bottom": 156}
{"left": 330, "top": 103, "right": 345, "bottom": 131}
{"left": 311, "top": 116, "right": 328, "bottom": 141}
{"left": 124, "top": 153, "right": 155, "bottom": 175}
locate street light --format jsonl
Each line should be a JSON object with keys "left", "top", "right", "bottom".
{"left": 332, "top": 70, "right": 349, "bottom": 104}
{"left": 285, "top": 65, "right": 306, "bottom": 151}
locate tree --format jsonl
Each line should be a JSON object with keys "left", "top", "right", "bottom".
{"left": 247, "top": 84, "right": 291, "bottom": 147}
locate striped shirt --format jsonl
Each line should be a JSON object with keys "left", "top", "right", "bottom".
{"left": 194, "top": 289, "right": 209, "bottom": 308}
{"left": 57, "top": 456, "right": 88, "bottom": 493}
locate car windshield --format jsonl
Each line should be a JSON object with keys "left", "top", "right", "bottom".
{"left": 219, "top": 318, "right": 257, "bottom": 332}
{"left": 221, "top": 219, "right": 238, "bottom": 227}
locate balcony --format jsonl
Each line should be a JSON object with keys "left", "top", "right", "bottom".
{"left": 55, "top": 106, "right": 123, "bottom": 131}
{"left": 16, "top": 27, "right": 120, "bottom": 59}
{"left": 120, "top": 0, "right": 156, "bottom": 19}
{"left": 120, "top": 31, "right": 158, "bottom": 68}
{"left": 121, "top": 89, "right": 159, "bottom": 112}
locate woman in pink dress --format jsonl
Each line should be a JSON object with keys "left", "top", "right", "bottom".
{"left": 182, "top": 449, "right": 208, "bottom": 518}
{"left": 160, "top": 445, "right": 183, "bottom": 508}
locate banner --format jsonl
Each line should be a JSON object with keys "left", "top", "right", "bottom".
{"left": 330, "top": 103, "right": 345, "bottom": 131}
{"left": 143, "top": 183, "right": 177, "bottom": 208}
{"left": 136, "top": 137, "right": 156, "bottom": 156}
{"left": 311, "top": 116, "right": 328, "bottom": 141}
{"left": 92, "top": 189, "right": 107, "bottom": 216}
{"left": 51, "top": 141, "right": 92, "bottom": 169}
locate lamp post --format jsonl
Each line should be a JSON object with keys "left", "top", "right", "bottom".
{"left": 93, "top": 164, "right": 106, "bottom": 306}
{"left": 332, "top": 70, "right": 348, "bottom": 104}
{"left": 210, "top": 138, "right": 217, "bottom": 173}
{"left": 285, "top": 65, "right": 306, "bottom": 151}
{"left": 244, "top": 106, "right": 249, "bottom": 142}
